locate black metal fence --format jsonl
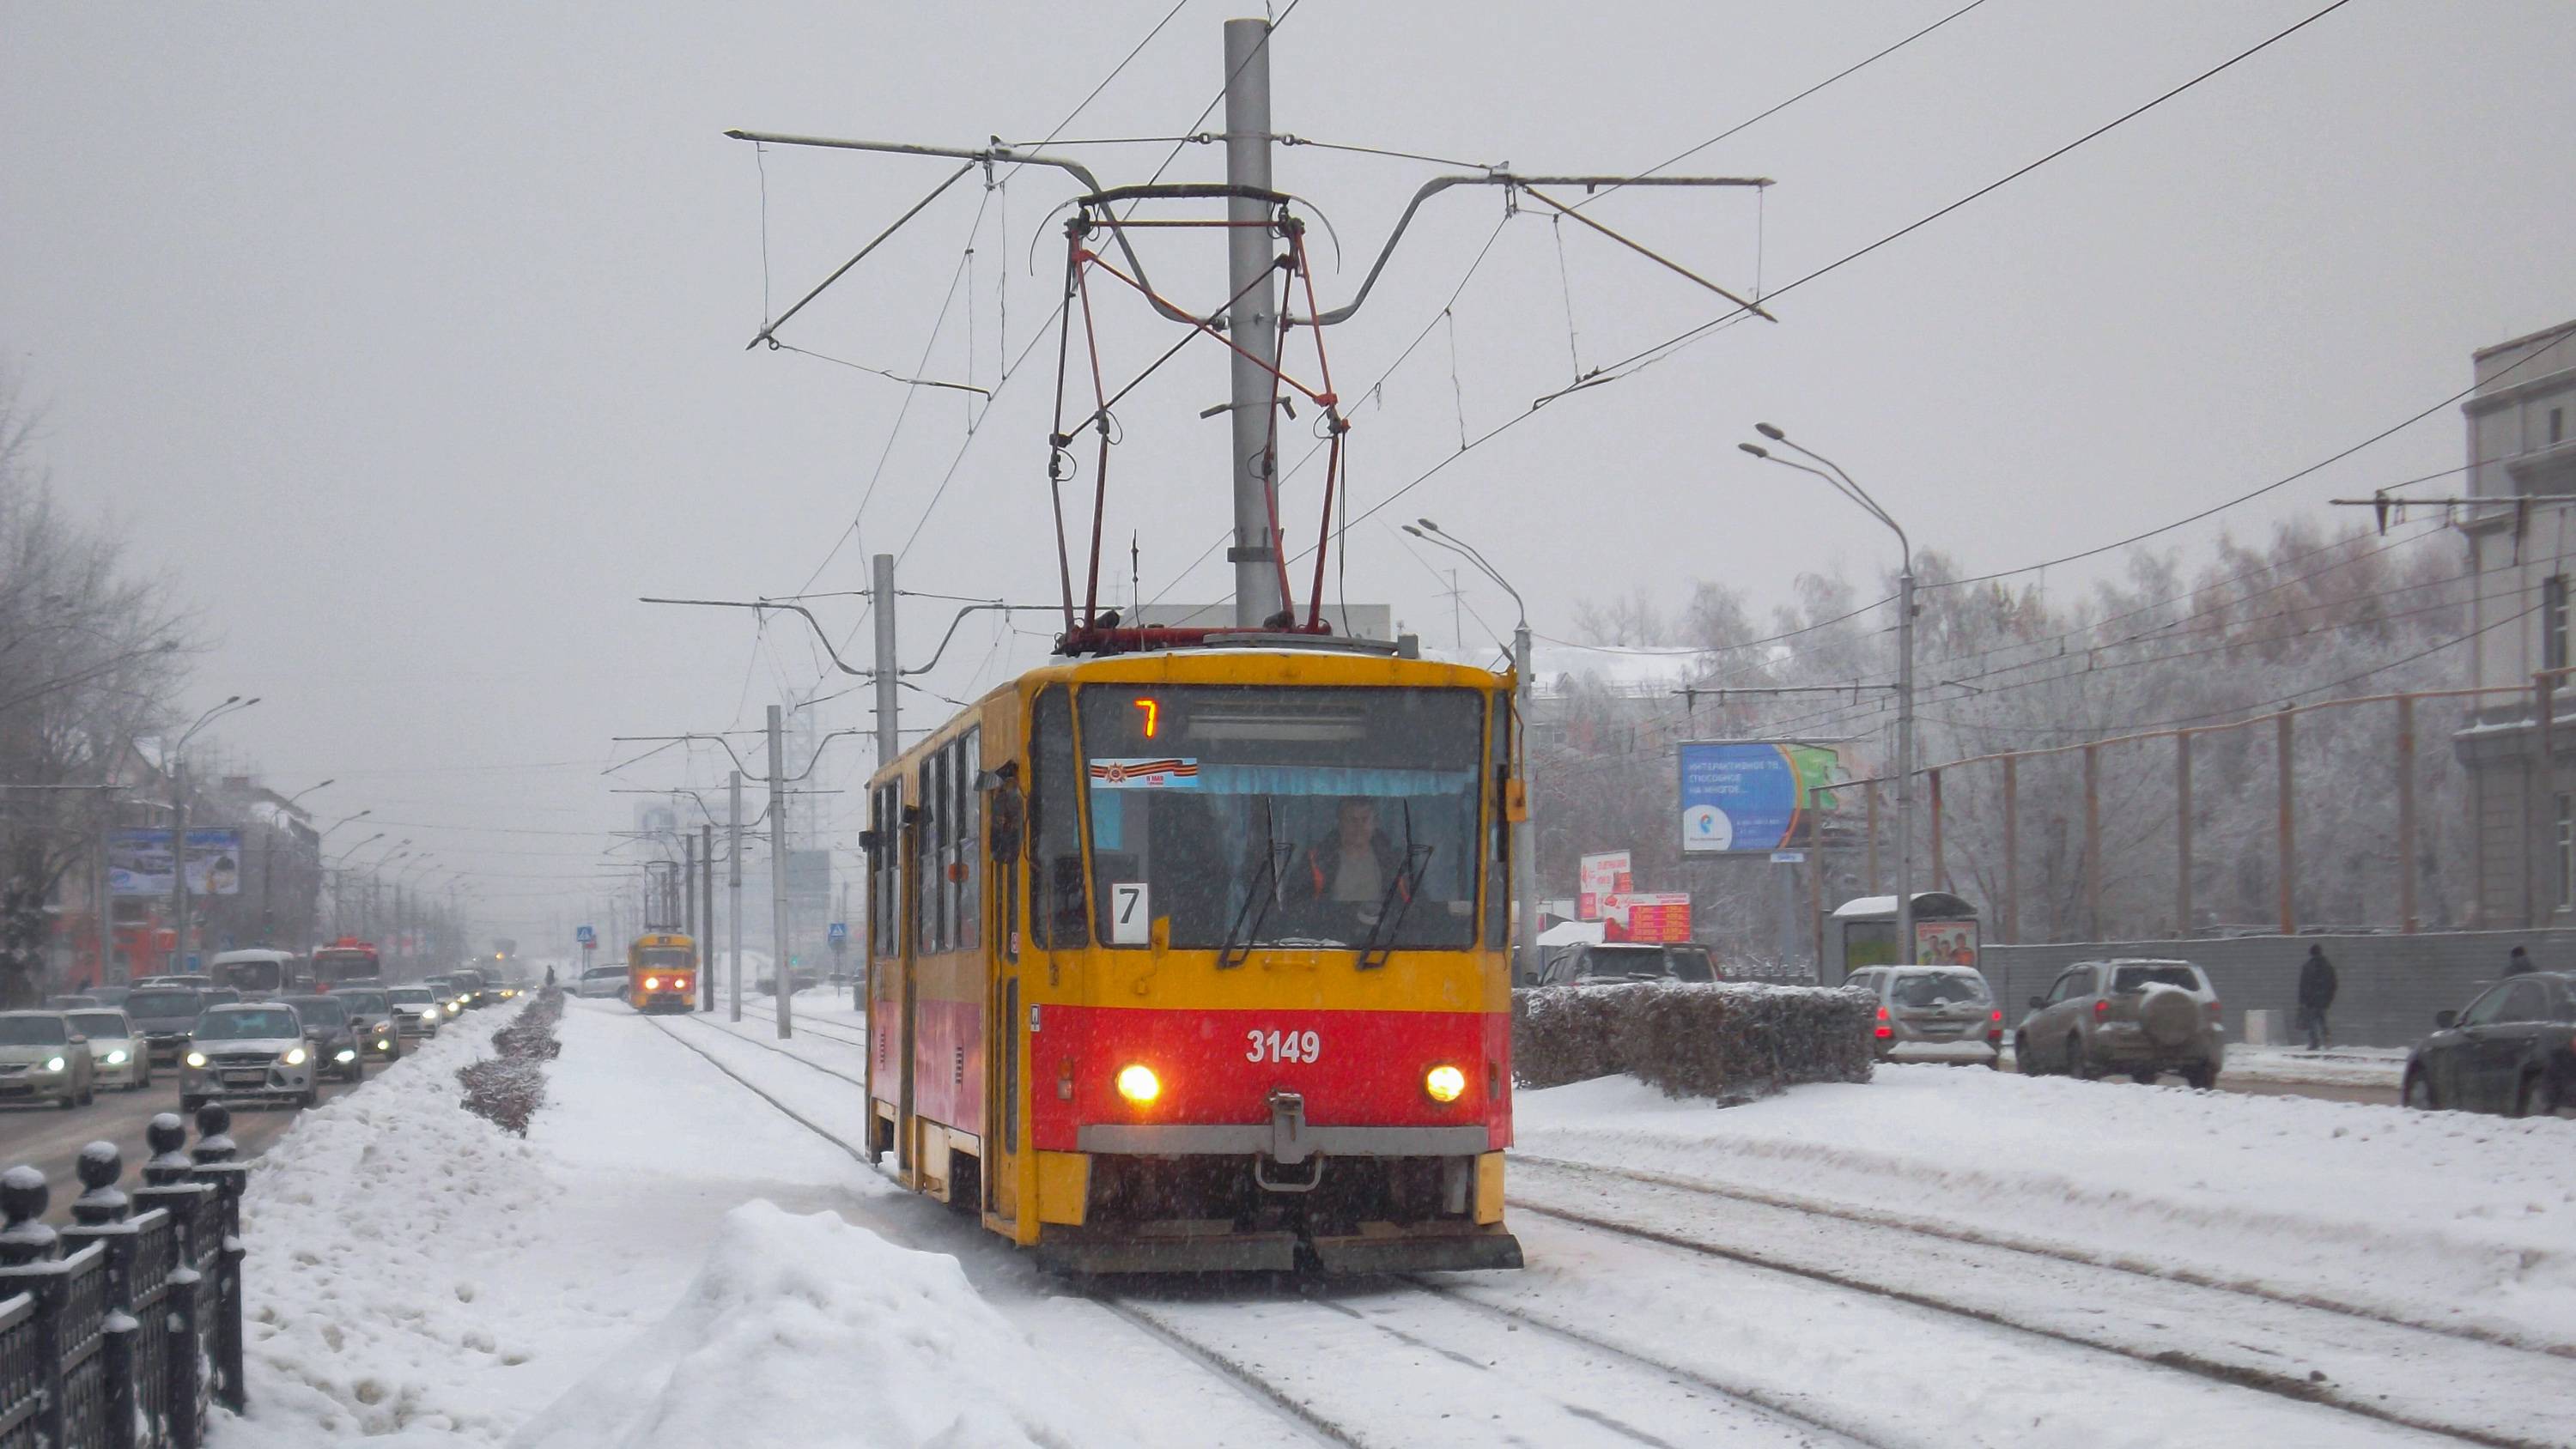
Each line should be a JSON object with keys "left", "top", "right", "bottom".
{"left": 0, "top": 1105, "right": 249, "bottom": 1449}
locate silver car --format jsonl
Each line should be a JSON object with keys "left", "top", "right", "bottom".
{"left": 2016, "top": 958, "right": 2225, "bottom": 1088}
{"left": 1848, "top": 966, "right": 2004, "bottom": 1066}
{"left": 180, "top": 1003, "right": 318, "bottom": 1112}
{"left": 64, "top": 1009, "right": 149, "bottom": 1089}
{"left": 384, "top": 985, "right": 445, "bottom": 1040}
{"left": 574, "top": 965, "right": 629, "bottom": 999}
{"left": 0, "top": 1010, "right": 98, "bottom": 1108}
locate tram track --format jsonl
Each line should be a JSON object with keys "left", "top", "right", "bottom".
{"left": 650, "top": 1013, "right": 1893, "bottom": 1446}
{"left": 1512, "top": 1152, "right": 2575, "bottom": 1358}
{"left": 1508, "top": 1158, "right": 2564, "bottom": 1449}
{"left": 676, "top": 1012, "right": 871, "bottom": 1091}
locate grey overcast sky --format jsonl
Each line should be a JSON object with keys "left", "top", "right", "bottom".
{"left": 5, "top": 2, "right": 2571, "bottom": 941}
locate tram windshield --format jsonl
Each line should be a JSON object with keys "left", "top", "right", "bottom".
{"left": 1076, "top": 685, "right": 1485, "bottom": 951}
{"left": 634, "top": 948, "right": 692, "bottom": 969}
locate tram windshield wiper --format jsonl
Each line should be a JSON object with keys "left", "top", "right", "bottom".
{"left": 1219, "top": 803, "right": 1291, "bottom": 970}
{"left": 1356, "top": 801, "right": 1433, "bottom": 972}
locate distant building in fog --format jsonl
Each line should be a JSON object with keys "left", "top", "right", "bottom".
{"left": 2454, "top": 318, "right": 2576, "bottom": 925}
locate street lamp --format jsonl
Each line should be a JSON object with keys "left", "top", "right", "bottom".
{"left": 167, "top": 695, "right": 260, "bottom": 971}
{"left": 1402, "top": 519, "right": 1540, "bottom": 978}
{"left": 321, "top": 808, "right": 373, "bottom": 841}
{"left": 1739, "top": 424, "right": 1916, "bottom": 965}
{"left": 284, "top": 779, "right": 335, "bottom": 808}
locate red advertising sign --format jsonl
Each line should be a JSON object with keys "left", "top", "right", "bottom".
{"left": 1603, "top": 892, "right": 1692, "bottom": 943}
{"left": 1578, "top": 852, "right": 1632, "bottom": 922}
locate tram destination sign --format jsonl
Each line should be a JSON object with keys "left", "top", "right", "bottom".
{"left": 1677, "top": 741, "right": 1857, "bottom": 855}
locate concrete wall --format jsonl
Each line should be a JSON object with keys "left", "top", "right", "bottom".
{"left": 1980, "top": 929, "right": 2576, "bottom": 1049}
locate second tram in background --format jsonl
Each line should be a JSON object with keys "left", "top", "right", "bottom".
{"left": 627, "top": 932, "right": 696, "bottom": 1012}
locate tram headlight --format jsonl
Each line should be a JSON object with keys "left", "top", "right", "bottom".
{"left": 1115, "top": 1063, "right": 1161, "bottom": 1105}
{"left": 643, "top": 976, "right": 660, "bottom": 991}
{"left": 1424, "top": 1064, "right": 1467, "bottom": 1103}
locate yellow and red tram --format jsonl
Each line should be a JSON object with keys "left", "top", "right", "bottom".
{"left": 627, "top": 931, "right": 697, "bottom": 1014}
{"left": 863, "top": 644, "right": 1523, "bottom": 1274}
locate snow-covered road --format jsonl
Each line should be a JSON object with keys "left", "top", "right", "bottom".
{"left": 214, "top": 997, "right": 2574, "bottom": 1447}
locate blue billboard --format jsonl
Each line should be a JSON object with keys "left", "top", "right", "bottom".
{"left": 1678, "top": 742, "right": 1851, "bottom": 854}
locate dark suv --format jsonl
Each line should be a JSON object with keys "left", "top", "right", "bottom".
{"left": 2016, "top": 958, "right": 2224, "bottom": 1088}
{"left": 2404, "top": 971, "right": 2576, "bottom": 1118}
{"left": 283, "top": 995, "right": 365, "bottom": 1082}
{"left": 1537, "top": 942, "right": 1720, "bottom": 987}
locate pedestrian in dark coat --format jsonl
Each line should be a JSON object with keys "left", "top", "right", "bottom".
{"left": 2506, "top": 946, "right": 2537, "bottom": 977}
{"left": 2297, "top": 943, "right": 2338, "bottom": 1051}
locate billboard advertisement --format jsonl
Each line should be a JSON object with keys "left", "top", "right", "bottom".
{"left": 1678, "top": 741, "right": 1858, "bottom": 854}
{"left": 107, "top": 828, "right": 244, "bottom": 896}
{"left": 1577, "top": 851, "right": 1631, "bottom": 921}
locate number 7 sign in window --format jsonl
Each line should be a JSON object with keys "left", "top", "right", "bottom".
{"left": 1109, "top": 882, "right": 1151, "bottom": 944}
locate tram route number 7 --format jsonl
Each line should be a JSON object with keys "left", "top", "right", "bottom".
{"left": 1109, "top": 882, "right": 1151, "bottom": 945}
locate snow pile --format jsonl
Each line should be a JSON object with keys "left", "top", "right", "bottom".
{"left": 227, "top": 1006, "right": 546, "bottom": 1444}
{"left": 512, "top": 1201, "right": 1127, "bottom": 1449}
{"left": 1516, "top": 1065, "right": 2576, "bottom": 1347}
{"left": 2224, "top": 1044, "right": 2407, "bottom": 1088}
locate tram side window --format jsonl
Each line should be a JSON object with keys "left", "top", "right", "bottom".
{"left": 919, "top": 748, "right": 946, "bottom": 954}
{"left": 954, "top": 728, "right": 981, "bottom": 954}
{"left": 869, "top": 783, "right": 901, "bottom": 957}
{"left": 1030, "top": 688, "right": 1089, "bottom": 948}
{"left": 1487, "top": 690, "right": 1510, "bottom": 950}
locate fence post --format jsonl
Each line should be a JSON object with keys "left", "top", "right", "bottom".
{"left": 61, "top": 1144, "right": 143, "bottom": 1449}
{"left": 2277, "top": 707, "right": 2297, "bottom": 935}
{"left": 2397, "top": 694, "right": 2419, "bottom": 934}
{"left": 2083, "top": 743, "right": 2101, "bottom": 941}
{"left": 2176, "top": 731, "right": 2193, "bottom": 937}
{"left": 190, "top": 1104, "right": 249, "bottom": 1416}
{"left": 0, "top": 1167, "right": 68, "bottom": 1449}
{"left": 133, "top": 1113, "right": 209, "bottom": 1449}
{"left": 2001, "top": 754, "right": 2019, "bottom": 945}
{"left": 1928, "top": 767, "right": 1946, "bottom": 893}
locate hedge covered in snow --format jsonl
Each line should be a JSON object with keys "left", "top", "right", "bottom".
{"left": 1512, "top": 981, "right": 1876, "bottom": 1100}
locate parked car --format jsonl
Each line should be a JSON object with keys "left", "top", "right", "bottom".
{"left": 0, "top": 1010, "right": 96, "bottom": 1108}
{"left": 124, "top": 985, "right": 209, "bottom": 1066}
{"left": 1536, "top": 942, "right": 1721, "bottom": 987}
{"left": 1850, "top": 966, "right": 2004, "bottom": 1066}
{"left": 282, "top": 995, "right": 366, "bottom": 1082}
{"left": 2403, "top": 970, "right": 2576, "bottom": 1118}
{"left": 64, "top": 1009, "right": 149, "bottom": 1090}
{"left": 2015, "top": 958, "right": 2224, "bottom": 1088}
{"left": 384, "top": 985, "right": 445, "bottom": 1040}
{"left": 575, "top": 965, "right": 629, "bottom": 1000}
{"left": 180, "top": 1003, "right": 318, "bottom": 1112}
{"left": 330, "top": 987, "right": 405, "bottom": 1064}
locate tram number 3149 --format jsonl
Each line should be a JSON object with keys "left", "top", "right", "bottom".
{"left": 1246, "top": 1028, "right": 1323, "bottom": 1064}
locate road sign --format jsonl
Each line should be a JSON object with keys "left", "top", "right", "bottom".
{"left": 827, "top": 921, "right": 848, "bottom": 943}
{"left": 575, "top": 925, "right": 595, "bottom": 945}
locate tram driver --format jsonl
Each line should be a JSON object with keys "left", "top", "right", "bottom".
{"left": 1287, "top": 796, "right": 1412, "bottom": 938}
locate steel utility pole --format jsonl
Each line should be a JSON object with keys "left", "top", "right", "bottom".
{"left": 682, "top": 834, "right": 696, "bottom": 943}
{"left": 872, "top": 554, "right": 900, "bottom": 767}
{"left": 767, "top": 707, "right": 793, "bottom": 1038}
{"left": 727, "top": 772, "right": 744, "bottom": 1022}
{"left": 1224, "top": 17, "right": 1285, "bottom": 627}
{"left": 701, "top": 822, "right": 716, "bottom": 1011}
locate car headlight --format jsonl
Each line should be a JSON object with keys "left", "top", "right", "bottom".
{"left": 375, "top": 1038, "right": 392, "bottom": 1051}
{"left": 1115, "top": 1063, "right": 1161, "bottom": 1105}
{"left": 447, "top": 1003, "right": 461, "bottom": 1015}
{"left": 334, "top": 1048, "right": 356, "bottom": 1063}
{"left": 104, "top": 1050, "right": 128, "bottom": 1065}
{"left": 185, "top": 1051, "right": 210, "bottom": 1069}
{"left": 41, "top": 1056, "right": 66, "bottom": 1075}
{"left": 282, "top": 1047, "right": 307, "bottom": 1066}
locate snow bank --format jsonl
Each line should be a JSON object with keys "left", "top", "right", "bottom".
{"left": 512, "top": 1202, "right": 1127, "bottom": 1449}
{"left": 2223, "top": 1044, "right": 2407, "bottom": 1088}
{"left": 225, "top": 1007, "right": 544, "bottom": 1444}
{"left": 1516, "top": 1065, "right": 2576, "bottom": 1347}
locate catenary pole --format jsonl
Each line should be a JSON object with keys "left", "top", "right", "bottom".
{"left": 769, "top": 706, "right": 793, "bottom": 1039}
{"left": 1224, "top": 17, "right": 1285, "bottom": 627}
{"left": 728, "top": 770, "right": 744, "bottom": 1022}
{"left": 702, "top": 822, "right": 716, "bottom": 1010}
{"left": 873, "top": 554, "right": 900, "bottom": 768}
